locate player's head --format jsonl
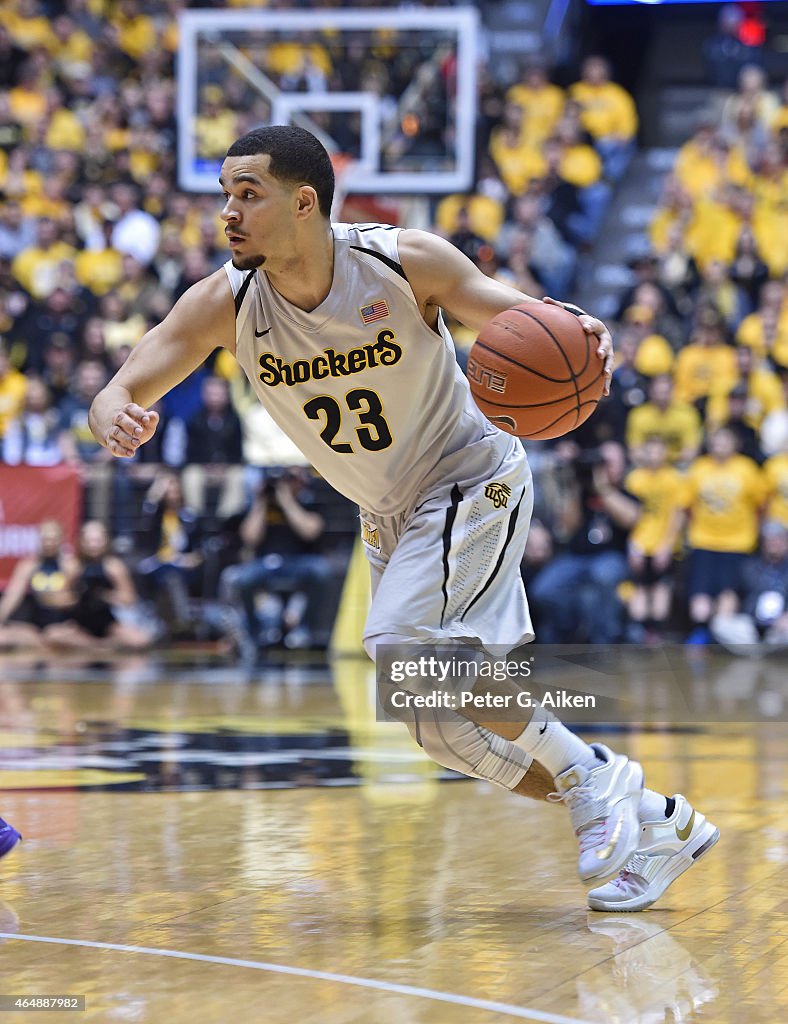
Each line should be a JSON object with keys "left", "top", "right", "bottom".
{"left": 220, "top": 126, "right": 335, "bottom": 271}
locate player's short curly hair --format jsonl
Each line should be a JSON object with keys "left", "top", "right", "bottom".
{"left": 226, "top": 126, "right": 335, "bottom": 218}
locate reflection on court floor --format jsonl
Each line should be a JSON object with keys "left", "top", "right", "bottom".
{"left": 0, "top": 650, "right": 785, "bottom": 1023}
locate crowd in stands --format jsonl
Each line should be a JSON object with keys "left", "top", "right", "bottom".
{"left": 0, "top": 0, "right": 786, "bottom": 655}
{"left": 515, "top": 59, "right": 788, "bottom": 650}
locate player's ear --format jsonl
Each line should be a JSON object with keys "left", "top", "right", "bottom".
{"left": 295, "top": 185, "right": 319, "bottom": 219}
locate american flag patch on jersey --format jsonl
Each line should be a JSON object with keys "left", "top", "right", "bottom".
{"left": 359, "top": 300, "right": 389, "bottom": 324}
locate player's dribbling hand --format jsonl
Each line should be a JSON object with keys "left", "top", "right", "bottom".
{"left": 105, "top": 403, "right": 160, "bottom": 458}
{"left": 542, "top": 296, "right": 614, "bottom": 396}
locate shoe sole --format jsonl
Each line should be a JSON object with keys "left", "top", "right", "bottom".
{"left": 580, "top": 760, "right": 645, "bottom": 884}
{"left": 587, "top": 821, "right": 720, "bottom": 912}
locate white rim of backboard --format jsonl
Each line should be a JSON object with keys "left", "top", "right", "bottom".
{"left": 177, "top": 8, "right": 478, "bottom": 195}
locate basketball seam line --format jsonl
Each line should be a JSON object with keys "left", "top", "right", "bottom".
{"left": 476, "top": 374, "right": 603, "bottom": 410}
{"left": 506, "top": 307, "right": 583, "bottom": 425}
{"left": 472, "top": 340, "right": 577, "bottom": 385}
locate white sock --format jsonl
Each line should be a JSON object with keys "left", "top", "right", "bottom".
{"left": 639, "top": 788, "right": 668, "bottom": 821}
{"left": 512, "top": 707, "right": 601, "bottom": 778}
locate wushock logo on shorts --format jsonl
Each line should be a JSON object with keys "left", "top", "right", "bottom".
{"left": 484, "top": 481, "right": 512, "bottom": 509}
{"left": 360, "top": 519, "right": 381, "bottom": 550}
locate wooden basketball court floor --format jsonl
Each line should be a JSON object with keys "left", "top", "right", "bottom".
{"left": 0, "top": 648, "right": 786, "bottom": 1023}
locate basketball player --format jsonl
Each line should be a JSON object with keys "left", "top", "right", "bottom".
{"left": 89, "top": 126, "right": 717, "bottom": 909}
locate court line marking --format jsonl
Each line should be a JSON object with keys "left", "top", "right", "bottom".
{"left": 0, "top": 932, "right": 593, "bottom": 1024}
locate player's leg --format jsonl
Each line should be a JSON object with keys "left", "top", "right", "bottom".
{"left": 372, "top": 636, "right": 554, "bottom": 800}
{"left": 363, "top": 505, "right": 555, "bottom": 802}
{"left": 364, "top": 440, "right": 644, "bottom": 880}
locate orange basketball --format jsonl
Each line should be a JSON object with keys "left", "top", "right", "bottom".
{"left": 467, "top": 302, "right": 605, "bottom": 439}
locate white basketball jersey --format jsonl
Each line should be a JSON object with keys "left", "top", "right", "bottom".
{"left": 226, "top": 223, "right": 512, "bottom": 516}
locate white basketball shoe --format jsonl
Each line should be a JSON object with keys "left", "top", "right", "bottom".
{"left": 551, "top": 744, "right": 644, "bottom": 883}
{"left": 587, "top": 794, "right": 720, "bottom": 912}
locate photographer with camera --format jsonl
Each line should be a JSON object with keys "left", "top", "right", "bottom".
{"left": 219, "top": 466, "right": 332, "bottom": 652}
{"left": 531, "top": 441, "right": 640, "bottom": 644}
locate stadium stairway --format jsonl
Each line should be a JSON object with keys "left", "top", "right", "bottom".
{"left": 572, "top": 148, "right": 678, "bottom": 323}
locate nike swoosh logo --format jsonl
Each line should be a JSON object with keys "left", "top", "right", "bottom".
{"left": 676, "top": 809, "right": 695, "bottom": 842}
{"left": 255, "top": 327, "right": 271, "bottom": 338}
{"left": 539, "top": 722, "right": 547, "bottom": 734}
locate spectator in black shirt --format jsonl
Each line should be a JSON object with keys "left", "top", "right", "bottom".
{"left": 137, "top": 471, "right": 204, "bottom": 636}
{"left": 530, "top": 442, "right": 640, "bottom": 643}
{"left": 181, "top": 375, "right": 245, "bottom": 519}
{"left": 219, "top": 467, "right": 333, "bottom": 650}
{"left": 448, "top": 205, "right": 488, "bottom": 264}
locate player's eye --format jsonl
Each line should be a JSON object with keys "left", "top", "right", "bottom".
{"left": 243, "top": 191, "right": 256, "bottom": 199}
{"left": 221, "top": 191, "right": 230, "bottom": 200}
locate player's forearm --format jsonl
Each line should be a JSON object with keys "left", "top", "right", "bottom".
{"left": 89, "top": 383, "right": 134, "bottom": 448}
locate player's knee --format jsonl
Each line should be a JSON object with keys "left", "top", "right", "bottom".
{"left": 415, "top": 718, "right": 474, "bottom": 775}
{"left": 416, "top": 717, "right": 530, "bottom": 790}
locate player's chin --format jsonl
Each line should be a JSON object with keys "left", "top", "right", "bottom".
{"left": 231, "top": 252, "right": 266, "bottom": 271}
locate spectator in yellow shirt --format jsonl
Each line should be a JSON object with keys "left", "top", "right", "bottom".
{"left": 551, "top": 116, "right": 611, "bottom": 241}
{"left": 114, "top": 0, "right": 156, "bottom": 61}
{"left": 693, "top": 258, "right": 749, "bottom": 331}
{"left": 44, "top": 89, "right": 85, "bottom": 150}
{"left": 195, "top": 87, "right": 239, "bottom": 160}
{"left": 674, "top": 125, "right": 750, "bottom": 201}
{"left": 684, "top": 184, "right": 749, "bottom": 271}
{"left": 488, "top": 106, "right": 546, "bottom": 196}
{"left": 506, "top": 61, "right": 565, "bottom": 146}
{"left": 721, "top": 65, "right": 780, "bottom": 140}
{"left": 673, "top": 315, "right": 738, "bottom": 407}
{"left": 736, "top": 279, "right": 788, "bottom": 363}
{"left": 763, "top": 438, "right": 788, "bottom": 529}
{"left": 8, "top": 63, "right": 48, "bottom": 129}
{"left": 11, "top": 217, "right": 76, "bottom": 299}
{"left": 74, "top": 220, "right": 124, "bottom": 297}
{"left": 707, "top": 343, "right": 784, "bottom": 432}
{"left": 650, "top": 174, "right": 694, "bottom": 254}
{"left": 625, "top": 436, "right": 686, "bottom": 642}
{"left": 569, "top": 55, "right": 638, "bottom": 181}
{"left": 627, "top": 373, "right": 702, "bottom": 465}
{"left": 0, "top": 343, "right": 27, "bottom": 438}
{"left": 434, "top": 193, "right": 504, "bottom": 244}
{"left": 682, "top": 426, "right": 767, "bottom": 641}
{"left": 552, "top": 116, "right": 604, "bottom": 187}
{"left": 5, "top": 0, "right": 56, "bottom": 53}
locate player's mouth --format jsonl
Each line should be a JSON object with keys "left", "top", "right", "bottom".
{"left": 226, "top": 232, "right": 246, "bottom": 248}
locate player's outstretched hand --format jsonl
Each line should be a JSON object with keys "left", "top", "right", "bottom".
{"left": 543, "top": 296, "right": 614, "bottom": 395}
{"left": 105, "top": 403, "right": 160, "bottom": 458}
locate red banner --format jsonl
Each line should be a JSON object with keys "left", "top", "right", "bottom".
{"left": 0, "top": 466, "right": 83, "bottom": 586}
